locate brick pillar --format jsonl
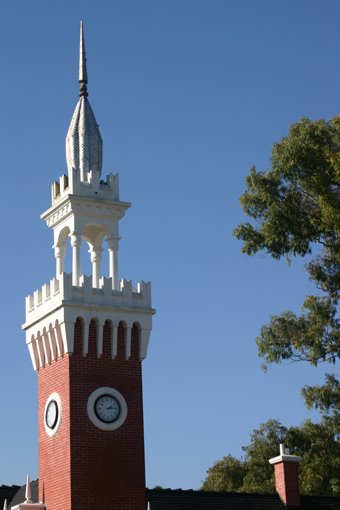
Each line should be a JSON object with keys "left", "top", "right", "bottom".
{"left": 38, "top": 320, "right": 146, "bottom": 510}
{"left": 269, "top": 444, "right": 302, "bottom": 507}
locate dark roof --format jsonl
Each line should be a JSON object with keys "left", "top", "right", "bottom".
{"left": 0, "top": 486, "right": 20, "bottom": 510}
{"left": 6, "top": 483, "right": 340, "bottom": 510}
{"left": 146, "top": 488, "right": 340, "bottom": 510}
{"left": 8, "top": 481, "right": 38, "bottom": 509}
{"left": 300, "top": 496, "right": 340, "bottom": 509}
{"left": 147, "top": 489, "right": 285, "bottom": 509}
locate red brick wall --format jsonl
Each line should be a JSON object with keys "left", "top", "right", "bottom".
{"left": 38, "top": 355, "right": 71, "bottom": 510}
{"left": 274, "top": 461, "right": 300, "bottom": 507}
{"left": 38, "top": 320, "right": 146, "bottom": 510}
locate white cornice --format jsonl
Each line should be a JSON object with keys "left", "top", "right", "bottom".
{"left": 269, "top": 454, "right": 302, "bottom": 465}
{"left": 41, "top": 194, "right": 131, "bottom": 229}
{"left": 23, "top": 273, "right": 154, "bottom": 369}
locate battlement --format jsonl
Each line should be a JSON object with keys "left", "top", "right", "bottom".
{"left": 23, "top": 272, "right": 154, "bottom": 368}
{"left": 52, "top": 169, "right": 120, "bottom": 205}
{"left": 25, "top": 273, "right": 152, "bottom": 325}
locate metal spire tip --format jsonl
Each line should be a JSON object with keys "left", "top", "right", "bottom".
{"left": 25, "top": 474, "right": 32, "bottom": 503}
{"left": 79, "top": 21, "right": 88, "bottom": 97}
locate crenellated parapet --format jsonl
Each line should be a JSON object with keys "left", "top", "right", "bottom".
{"left": 51, "top": 169, "right": 121, "bottom": 206}
{"left": 25, "top": 273, "right": 152, "bottom": 319}
{"left": 23, "top": 273, "right": 154, "bottom": 370}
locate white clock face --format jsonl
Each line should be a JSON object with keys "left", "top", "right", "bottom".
{"left": 44, "top": 392, "right": 62, "bottom": 436}
{"left": 94, "top": 395, "right": 120, "bottom": 423}
{"left": 45, "top": 399, "right": 58, "bottom": 429}
{"left": 87, "top": 387, "right": 127, "bottom": 431}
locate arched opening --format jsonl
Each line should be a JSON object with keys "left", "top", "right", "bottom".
{"left": 80, "top": 241, "right": 92, "bottom": 276}
{"left": 131, "top": 322, "right": 141, "bottom": 360}
{"left": 54, "top": 224, "right": 117, "bottom": 287}
{"left": 102, "top": 320, "right": 112, "bottom": 358}
{"left": 30, "top": 334, "right": 39, "bottom": 370}
{"left": 73, "top": 317, "right": 84, "bottom": 355}
{"left": 88, "top": 318, "right": 98, "bottom": 357}
{"left": 42, "top": 327, "right": 51, "bottom": 365}
{"left": 117, "top": 321, "right": 126, "bottom": 360}
{"left": 82, "top": 225, "right": 106, "bottom": 287}
{"left": 48, "top": 323, "right": 58, "bottom": 361}
{"left": 55, "top": 320, "right": 64, "bottom": 357}
{"left": 36, "top": 331, "right": 45, "bottom": 368}
{"left": 55, "top": 226, "right": 71, "bottom": 275}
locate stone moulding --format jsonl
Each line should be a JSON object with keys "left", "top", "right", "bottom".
{"left": 42, "top": 193, "right": 131, "bottom": 231}
{"left": 23, "top": 272, "right": 154, "bottom": 369}
{"left": 25, "top": 272, "right": 152, "bottom": 317}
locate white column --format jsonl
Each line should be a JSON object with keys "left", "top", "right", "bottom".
{"left": 70, "top": 232, "right": 82, "bottom": 286}
{"left": 107, "top": 237, "right": 119, "bottom": 290}
{"left": 90, "top": 246, "right": 103, "bottom": 288}
{"left": 54, "top": 242, "right": 66, "bottom": 276}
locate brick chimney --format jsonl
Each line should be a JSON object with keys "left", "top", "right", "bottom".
{"left": 269, "top": 444, "right": 302, "bottom": 507}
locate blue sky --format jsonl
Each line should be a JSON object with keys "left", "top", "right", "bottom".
{"left": 1, "top": 0, "right": 339, "bottom": 490}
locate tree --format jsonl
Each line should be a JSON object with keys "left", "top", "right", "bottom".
{"left": 202, "top": 455, "right": 246, "bottom": 492}
{"left": 201, "top": 117, "right": 340, "bottom": 496}
{"left": 240, "top": 420, "right": 285, "bottom": 492}
{"left": 288, "top": 418, "right": 340, "bottom": 495}
{"left": 202, "top": 419, "right": 340, "bottom": 495}
{"left": 302, "top": 373, "right": 340, "bottom": 429}
{"left": 233, "top": 116, "right": 340, "bottom": 420}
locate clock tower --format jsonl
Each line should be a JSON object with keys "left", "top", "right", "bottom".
{"left": 22, "top": 23, "right": 154, "bottom": 510}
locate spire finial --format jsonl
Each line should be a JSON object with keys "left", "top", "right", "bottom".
{"left": 79, "top": 21, "right": 88, "bottom": 97}
{"left": 25, "top": 474, "right": 32, "bottom": 503}
{"left": 66, "top": 22, "right": 103, "bottom": 177}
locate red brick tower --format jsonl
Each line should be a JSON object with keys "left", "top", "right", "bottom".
{"left": 22, "top": 23, "right": 154, "bottom": 510}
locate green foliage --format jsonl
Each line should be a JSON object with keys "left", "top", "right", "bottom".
{"left": 257, "top": 296, "right": 340, "bottom": 366}
{"left": 210, "top": 116, "right": 340, "bottom": 497}
{"left": 202, "top": 455, "right": 246, "bottom": 492}
{"left": 241, "top": 420, "right": 285, "bottom": 493}
{"left": 233, "top": 115, "right": 340, "bottom": 424}
{"left": 302, "top": 373, "right": 340, "bottom": 429}
{"left": 234, "top": 117, "right": 340, "bottom": 262}
{"left": 202, "top": 419, "right": 340, "bottom": 495}
{"left": 287, "top": 419, "right": 340, "bottom": 495}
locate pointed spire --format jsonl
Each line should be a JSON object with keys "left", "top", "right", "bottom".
{"left": 66, "top": 22, "right": 103, "bottom": 178}
{"left": 3, "top": 499, "right": 7, "bottom": 510}
{"left": 25, "top": 474, "right": 32, "bottom": 503}
{"left": 79, "top": 21, "right": 88, "bottom": 97}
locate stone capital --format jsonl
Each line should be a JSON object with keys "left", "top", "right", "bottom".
{"left": 107, "top": 236, "right": 120, "bottom": 251}
{"left": 90, "top": 246, "right": 103, "bottom": 263}
{"left": 70, "top": 232, "right": 82, "bottom": 247}
{"left": 53, "top": 242, "right": 66, "bottom": 257}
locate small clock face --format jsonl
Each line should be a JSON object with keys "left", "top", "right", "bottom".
{"left": 94, "top": 395, "right": 120, "bottom": 423}
{"left": 45, "top": 399, "right": 58, "bottom": 430}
